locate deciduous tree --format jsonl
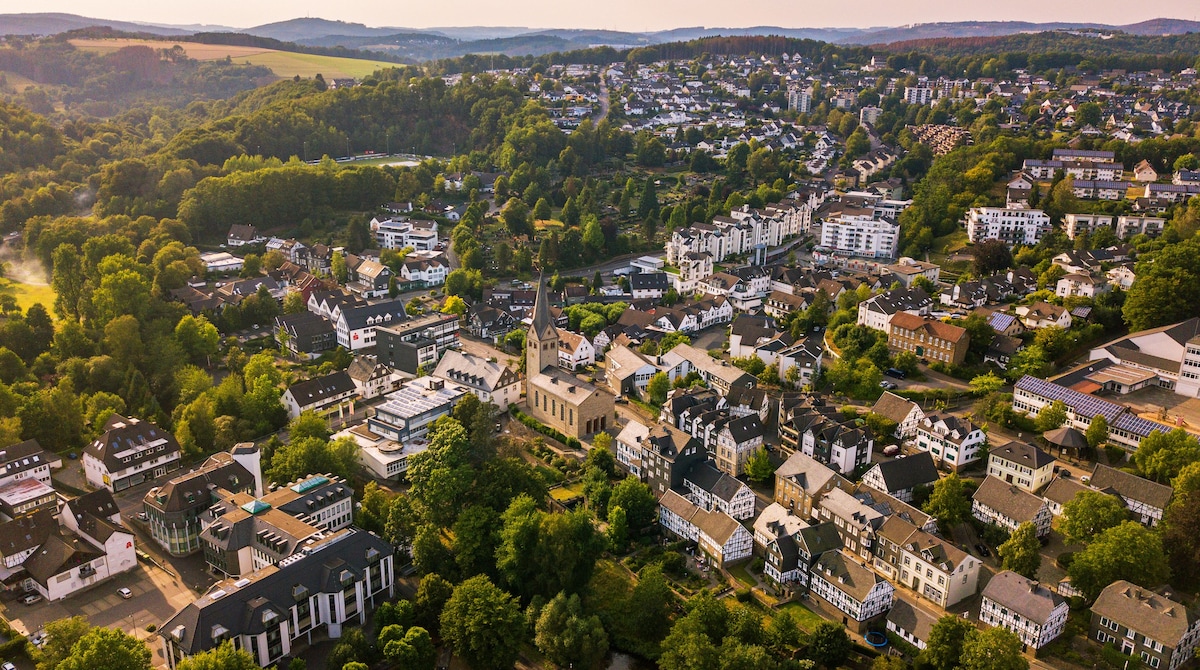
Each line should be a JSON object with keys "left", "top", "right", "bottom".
{"left": 1068, "top": 521, "right": 1171, "bottom": 600}
{"left": 998, "top": 521, "right": 1041, "bottom": 579}
{"left": 1060, "top": 490, "right": 1127, "bottom": 544}
{"left": 440, "top": 575, "right": 525, "bottom": 670}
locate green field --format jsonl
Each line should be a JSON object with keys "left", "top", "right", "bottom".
{"left": 549, "top": 480, "right": 587, "bottom": 502}
{"left": 778, "top": 601, "right": 829, "bottom": 632}
{"left": 0, "top": 278, "right": 56, "bottom": 317}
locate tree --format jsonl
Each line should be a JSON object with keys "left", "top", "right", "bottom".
{"left": 1075, "top": 102, "right": 1102, "bottom": 127}
{"left": 744, "top": 447, "right": 775, "bottom": 484}
{"left": 37, "top": 616, "right": 91, "bottom": 670}
{"left": 267, "top": 436, "right": 358, "bottom": 485}
{"left": 637, "top": 178, "right": 658, "bottom": 218}
{"left": 921, "top": 615, "right": 975, "bottom": 670}
{"left": 441, "top": 295, "right": 467, "bottom": 316}
{"left": 535, "top": 592, "right": 610, "bottom": 670}
{"left": 415, "top": 573, "right": 454, "bottom": 633}
{"left": 1005, "top": 344, "right": 1051, "bottom": 382}
{"left": 923, "top": 473, "right": 971, "bottom": 526}
{"left": 176, "top": 642, "right": 258, "bottom": 670}
{"left": 440, "top": 575, "right": 525, "bottom": 670}
{"left": 582, "top": 216, "right": 605, "bottom": 254}
{"left": 175, "top": 314, "right": 220, "bottom": 364}
{"left": 960, "top": 627, "right": 1029, "bottom": 670}
{"left": 609, "top": 476, "right": 656, "bottom": 530}
{"left": 533, "top": 197, "right": 552, "bottom": 222}
{"left": 1124, "top": 236, "right": 1200, "bottom": 331}
{"left": 1133, "top": 428, "right": 1200, "bottom": 483}
{"left": 1068, "top": 521, "right": 1171, "bottom": 600}
{"left": 57, "top": 627, "right": 151, "bottom": 670}
{"left": 1060, "top": 490, "right": 1128, "bottom": 544}
{"left": 606, "top": 505, "right": 628, "bottom": 552}
{"left": 1163, "top": 492, "right": 1200, "bottom": 588}
{"left": 807, "top": 621, "right": 851, "bottom": 669}
{"left": 1086, "top": 414, "right": 1109, "bottom": 449}
{"left": 998, "top": 522, "right": 1041, "bottom": 579}
{"left": 502, "top": 197, "right": 531, "bottom": 236}
{"left": 646, "top": 371, "right": 669, "bottom": 404}
{"left": 331, "top": 250, "right": 347, "bottom": 282}
{"left": 1034, "top": 400, "right": 1068, "bottom": 432}
{"left": 972, "top": 239, "right": 1013, "bottom": 276}
{"left": 968, "top": 372, "right": 1005, "bottom": 395}
{"left": 383, "top": 627, "right": 435, "bottom": 670}
{"left": 495, "top": 495, "right": 605, "bottom": 600}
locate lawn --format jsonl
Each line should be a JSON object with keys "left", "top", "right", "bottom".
{"left": 728, "top": 563, "right": 756, "bottom": 588}
{"left": 549, "top": 480, "right": 587, "bottom": 502}
{"left": 778, "top": 601, "right": 829, "bottom": 632}
{"left": 932, "top": 229, "right": 969, "bottom": 255}
{"left": 0, "top": 278, "right": 56, "bottom": 317}
{"left": 68, "top": 38, "right": 398, "bottom": 79}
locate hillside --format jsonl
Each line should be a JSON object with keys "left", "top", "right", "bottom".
{"left": 0, "top": 12, "right": 230, "bottom": 36}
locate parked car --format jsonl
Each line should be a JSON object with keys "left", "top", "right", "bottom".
{"left": 975, "top": 543, "right": 990, "bottom": 557}
{"left": 21, "top": 593, "right": 41, "bottom": 605}
{"left": 878, "top": 380, "right": 898, "bottom": 390}
{"left": 136, "top": 512, "right": 149, "bottom": 522}
{"left": 884, "top": 367, "right": 907, "bottom": 379}
{"left": 118, "top": 587, "right": 133, "bottom": 599}
{"left": 3, "top": 661, "right": 16, "bottom": 670}
{"left": 882, "top": 445, "right": 900, "bottom": 456}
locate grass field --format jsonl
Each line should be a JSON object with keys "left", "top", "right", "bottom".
{"left": 0, "top": 278, "right": 56, "bottom": 317}
{"left": 68, "top": 38, "right": 399, "bottom": 79}
{"left": 549, "top": 480, "right": 586, "bottom": 502}
{"left": 778, "top": 601, "right": 829, "bottom": 632}
{"left": 0, "top": 70, "right": 39, "bottom": 92}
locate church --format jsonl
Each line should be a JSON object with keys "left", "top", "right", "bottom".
{"left": 525, "top": 277, "right": 614, "bottom": 439}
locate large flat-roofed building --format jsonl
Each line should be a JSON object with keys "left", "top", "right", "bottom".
{"left": 0, "top": 478, "right": 57, "bottom": 520}
{"left": 966, "top": 207, "right": 1052, "bottom": 245}
{"left": 375, "top": 312, "right": 461, "bottom": 375}
{"left": 368, "top": 377, "right": 470, "bottom": 444}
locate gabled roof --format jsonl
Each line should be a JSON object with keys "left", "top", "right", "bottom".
{"left": 867, "top": 452, "right": 939, "bottom": 493}
{"left": 1041, "top": 476, "right": 1089, "bottom": 507}
{"left": 684, "top": 461, "right": 749, "bottom": 503}
{"left": 887, "top": 597, "right": 938, "bottom": 643}
{"left": 1089, "top": 464, "right": 1173, "bottom": 510}
{"left": 775, "top": 452, "right": 848, "bottom": 494}
{"left": 983, "top": 570, "right": 1065, "bottom": 623}
{"left": 973, "top": 476, "right": 1047, "bottom": 522}
{"left": 870, "top": 392, "right": 920, "bottom": 424}
{"left": 85, "top": 415, "right": 180, "bottom": 474}
{"left": 0, "top": 508, "right": 55, "bottom": 558}
{"left": 285, "top": 371, "right": 356, "bottom": 408}
{"left": 812, "top": 550, "right": 886, "bottom": 602}
{"left": 1092, "top": 581, "right": 1196, "bottom": 647}
{"left": 990, "top": 441, "right": 1056, "bottom": 471}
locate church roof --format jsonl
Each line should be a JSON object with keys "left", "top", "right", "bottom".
{"left": 530, "top": 275, "right": 557, "bottom": 341}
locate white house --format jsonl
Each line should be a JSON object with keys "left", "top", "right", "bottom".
{"left": 658, "top": 490, "right": 753, "bottom": 567}
{"left": 870, "top": 392, "right": 925, "bottom": 440}
{"left": 914, "top": 412, "right": 986, "bottom": 470}
{"left": 809, "top": 550, "right": 895, "bottom": 631}
{"left": 980, "top": 571, "right": 1070, "bottom": 651}
{"left": 371, "top": 217, "right": 438, "bottom": 250}
{"left": 682, "top": 461, "right": 756, "bottom": 520}
{"left": 84, "top": 415, "right": 181, "bottom": 493}
{"left": 1056, "top": 273, "right": 1109, "bottom": 299}
{"left": 818, "top": 213, "right": 899, "bottom": 259}
{"left": 1016, "top": 302, "right": 1073, "bottom": 330}
{"left": 432, "top": 350, "right": 522, "bottom": 409}
{"left": 282, "top": 371, "right": 358, "bottom": 420}
{"left": 987, "top": 441, "right": 1056, "bottom": 493}
{"left": 400, "top": 258, "right": 449, "bottom": 286}
{"left": 557, "top": 329, "right": 595, "bottom": 371}
{"left": 856, "top": 287, "right": 933, "bottom": 332}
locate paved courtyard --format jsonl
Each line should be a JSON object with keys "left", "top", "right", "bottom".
{"left": 1122, "top": 385, "right": 1200, "bottom": 433}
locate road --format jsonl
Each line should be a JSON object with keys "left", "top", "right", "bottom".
{"left": 590, "top": 68, "right": 611, "bottom": 126}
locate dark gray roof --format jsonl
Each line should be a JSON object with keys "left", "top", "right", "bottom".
{"left": 339, "top": 301, "right": 408, "bottom": 330}
{"left": 991, "top": 441, "right": 1056, "bottom": 471}
{"left": 1090, "top": 464, "right": 1173, "bottom": 510}
{"left": 24, "top": 531, "right": 103, "bottom": 585}
{"left": 162, "top": 530, "right": 392, "bottom": 655}
{"left": 983, "top": 570, "right": 1065, "bottom": 623}
{"left": 144, "top": 453, "right": 254, "bottom": 514}
{"left": 726, "top": 414, "right": 765, "bottom": 443}
{"left": 65, "top": 489, "right": 119, "bottom": 524}
{"left": 85, "top": 415, "right": 180, "bottom": 474}
{"left": 0, "top": 439, "right": 51, "bottom": 478}
{"left": 683, "top": 461, "right": 747, "bottom": 503}
{"left": 0, "top": 508, "right": 55, "bottom": 557}
{"left": 286, "top": 371, "right": 356, "bottom": 408}
{"left": 795, "top": 521, "right": 842, "bottom": 557}
{"left": 973, "top": 476, "right": 1047, "bottom": 522}
{"left": 630, "top": 272, "right": 670, "bottom": 291}
{"left": 869, "top": 452, "right": 939, "bottom": 492}
{"left": 887, "top": 597, "right": 938, "bottom": 643}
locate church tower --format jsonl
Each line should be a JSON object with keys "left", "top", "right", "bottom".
{"left": 526, "top": 275, "right": 559, "bottom": 375}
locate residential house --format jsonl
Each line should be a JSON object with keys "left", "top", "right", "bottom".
{"left": 988, "top": 442, "right": 1056, "bottom": 492}
{"left": 762, "top": 520, "right": 842, "bottom": 588}
{"left": 729, "top": 314, "right": 779, "bottom": 358}
{"left": 773, "top": 452, "right": 851, "bottom": 519}
{"left": 980, "top": 571, "right": 1070, "bottom": 651}
{"left": 615, "top": 420, "right": 705, "bottom": 497}
{"left": 375, "top": 312, "right": 461, "bottom": 375}
{"left": 227, "top": 224, "right": 263, "bottom": 247}
{"left": 1089, "top": 464, "right": 1173, "bottom": 527}
{"left": 281, "top": 371, "right": 357, "bottom": 420}
{"left": 753, "top": 502, "right": 808, "bottom": 554}
{"left": 887, "top": 597, "right": 938, "bottom": 650}
{"left": 1016, "top": 302, "right": 1073, "bottom": 330}
{"left": 896, "top": 525, "right": 981, "bottom": 608}
{"left": 346, "top": 355, "right": 402, "bottom": 401}
{"left": 808, "top": 551, "right": 895, "bottom": 632}
{"left": 467, "top": 304, "right": 517, "bottom": 339}
{"left": 630, "top": 272, "right": 670, "bottom": 300}
{"left": 1056, "top": 273, "right": 1110, "bottom": 299}
{"left": 604, "top": 345, "right": 659, "bottom": 398}
{"left": 557, "top": 329, "right": 595, "bottom": 371}
{"left": 432, "top": 350, "right": 522, "bottom": 409}
{"left": 1041, "top": 475, "right": 1090, "bottom": 516}
{"left": 857, "top": 287, "right": 933, "bottom": 332}
{"left": 682, "top": 461, "right": 756, "bottom": 521}
{"left": 400, "top": 258, "right": 449, "bottom": 287}
{"left": 972, "top": 476, "right": 1053, "bottom": 537}
{"left": 275, "top": 313, "right": 337, "bottom": 359}
{"left": 1090, "top": 581, "right": 1200, "bottom": 670}
{"left": 0, "top": 439, "right": 58, "bottom": 488}
{"left": 658, "top": 490, "right": 753, "bottom": 567}
{"left": 143, "top": 450, "right": 259, "bottom": 557}
{"left": 860, "top": 453, "right": 939, "bottom": 503}
{"left": 333, "top": 300, "right": 409, "bottom": 351}
{"left": 84, "top": 415, "right": 182, "bottom": 493}
{"left": 915, "top": 412, "right": 987, "bottom": 470}
{"left": 870, "top": 392, "right": 925, "bottom": 439}
{"left": 966, "top": 207, "right": 1052, "bottom": 246}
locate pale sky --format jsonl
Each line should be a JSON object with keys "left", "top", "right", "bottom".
{"left": 4, "top": 0, "right": 1199, "bottom": 32}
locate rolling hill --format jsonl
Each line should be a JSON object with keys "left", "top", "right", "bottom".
{"left": 0, "top": 12, "right": 230, "bottom": 36}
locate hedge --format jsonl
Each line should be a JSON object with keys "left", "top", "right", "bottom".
{"left": 512, "top": 409, "right": 583, "bottom": 450}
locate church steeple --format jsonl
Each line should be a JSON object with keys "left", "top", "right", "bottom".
{"left": 527, "top": 274, "right": 559, "bottom": 374}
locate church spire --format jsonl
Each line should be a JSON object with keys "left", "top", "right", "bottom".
{"left": 530, "top": 273, "right": 556, "bottom": 341}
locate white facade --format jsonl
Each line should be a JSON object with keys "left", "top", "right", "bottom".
{"left": 371, "top": 217, "right": 438, "bottom": 250}
{"left": 966, "top": 207, "right": 1052, "bottom": 246}
{"left": 819, "top": 214, "right": 899, "bottom": 259}
{"left": 980, "top": 573, "right": 1069, "bottom": 651}
{"left": 915, "top": 416, "right": 986, "bottom": 469}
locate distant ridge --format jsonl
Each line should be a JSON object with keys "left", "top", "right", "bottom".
{"left": 1, "top": 12, "right": 1198, "bottom": 59}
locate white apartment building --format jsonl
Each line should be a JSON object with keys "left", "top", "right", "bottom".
{"left": 966, "top": 207, "right": 1052, "bottom": 246}
{"left": 980, "top": 571, "right": 1069, "bottom": 651}
{"left": 665, "top": 202, "right": 805, "bottom": 265}
{"left": 819, "top": 213, "right": 899, "bottom": 259}
{"left": 84, "top": 415, "right": 182, "bottom": 492}
{"left": 370, "top": 217, "right": 438, "bottom": 250}
{"left": 915, "top": 412, "right": 986, "bottom": 470}
{"left": 1063, "top": 213, "right": 1166, "bottom": 240}
{"left": 904, "top": 85, "right": 934, "bottom": 106}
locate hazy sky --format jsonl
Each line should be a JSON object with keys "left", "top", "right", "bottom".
{"left": 6, "top": 0, "right": 1200, "bottom": 31}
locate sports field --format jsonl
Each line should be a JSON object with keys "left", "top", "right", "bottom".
{"left": 69, "top": 38, "right": 399, "bottom": 79}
